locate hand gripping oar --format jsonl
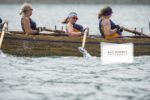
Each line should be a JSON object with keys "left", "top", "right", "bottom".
{"left": 78, "top": 29, "right": 91, "bottom": 57}
{"left": 0, "top": 22, "right": 8, "bottom": 57}
{"left": 123, "top": 27, "right": 150, "bottom": 37}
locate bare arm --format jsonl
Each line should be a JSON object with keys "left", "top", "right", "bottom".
{"left": 67, "top": 23, "right": 82, "bottom": 37}
{"left": 102, "top": 19, "right": 117, "bottom": 36}
{"left": 22, "top": 17, "right": 38, "bottom": 34}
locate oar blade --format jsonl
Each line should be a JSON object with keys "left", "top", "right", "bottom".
{"left": 78, "top": 47, "right": 91, "bottom": 57}
{"left": 0, "top": 50, "right": 7, "bottom": 58}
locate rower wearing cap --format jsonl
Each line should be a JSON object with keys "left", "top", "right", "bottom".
{"left": 98, "top": 6, "right": 123, "bottom": 39}
{"left": 62, "top": 12, "right": 89, "bottom": 37}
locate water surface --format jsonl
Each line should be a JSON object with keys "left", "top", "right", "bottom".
{"left": 0, "top": 55, "right": 150, "bottom": 100}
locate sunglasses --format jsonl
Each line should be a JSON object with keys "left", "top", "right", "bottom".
{"left": 72, "top": 16, "right": 78, "bottom": 20}
{"left": 27, "top": 8, "right": 33, "bottom": 11}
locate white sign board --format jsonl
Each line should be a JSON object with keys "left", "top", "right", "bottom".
{"left": 101, "top": 42, "right": 134, "bottom": 64}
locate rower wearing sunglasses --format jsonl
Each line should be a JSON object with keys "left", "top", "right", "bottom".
{"left": 62, "top": 12, "right": 89, "bottom": 37}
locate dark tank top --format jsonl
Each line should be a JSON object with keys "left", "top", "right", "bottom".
{"left": 0, "top": 17, "right": 2, "bottom": 23}
{"left": 21, "top": 17, "right": 37, "bottom": 32}
{"left": 73, "top": 23, "right": 84, "bottom": 32}
{"left": 99, "top": 19, "right": 122, "bottom": 38}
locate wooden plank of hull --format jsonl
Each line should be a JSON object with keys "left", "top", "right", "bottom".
{"left": 1, "top": 32, "right": 150, "bottom": 57}
{"left": 2, "top": 33, "right": 99, "bottom": 57}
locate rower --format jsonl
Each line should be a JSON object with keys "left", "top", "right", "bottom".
{"left": 20, "top": 3, "right": 45, "bottom": 35}
{"left": 98, "top": 6, "right": 123, "bottom": 39}
{"left": 0, "top": 17, "right": 7, "bottom": 32}
{"left": 62, "top": 12, "right": 89, "bottom": 37}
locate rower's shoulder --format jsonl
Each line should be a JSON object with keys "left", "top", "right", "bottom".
{"left": 101, "top": 19, "right": 110, "bottom": 25}
{"left": 22, "top": 17, "right": 29, "bottom": 21}
{"left": 22, "top": 17, "right": 30, "bottom": 23}
{"left": 67, "top": 22, "right": 73, "bottom": 27}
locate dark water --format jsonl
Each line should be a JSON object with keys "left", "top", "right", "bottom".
{"left": 0, "top": 55, "right": 150, "bottom": 100}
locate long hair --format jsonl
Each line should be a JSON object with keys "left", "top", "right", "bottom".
{"left": 98, "top": 6, "right": 113, "bottom": 19}
{"left": 61, "top": 17, "right": 69, "bottom": 24}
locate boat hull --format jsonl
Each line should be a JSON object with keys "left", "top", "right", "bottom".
{"left": 1, "top": 32, "right": 150, "bottom": 57}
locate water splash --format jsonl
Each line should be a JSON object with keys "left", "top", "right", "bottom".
{"left": 78, "top": 47, "right": 91, "bottom": 58}
{"left": 0, "top": 50, "right": 6, "bottom": 58}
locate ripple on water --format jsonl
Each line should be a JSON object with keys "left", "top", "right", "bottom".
{"left": 0, "top": 55, "right": 150, "bottom": 100}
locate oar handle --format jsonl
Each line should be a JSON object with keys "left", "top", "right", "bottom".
{"left": 82, "top": 28, "right": 88, "bottom": 48}
{"left": 123, "top": 27, "right": 150, "bottom": 37}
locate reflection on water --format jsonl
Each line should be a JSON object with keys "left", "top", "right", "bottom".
{"left": 0, "top": 4, "right": 150, "bottom": 35}
{"left": 0, "top": 55, "right": 150, "bottom": 100}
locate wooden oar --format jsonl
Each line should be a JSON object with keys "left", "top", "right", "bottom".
{"left": 0, "top": 22, "right": 8, "bottom": 48}
{"left": 45, "top": 28, "right": 66, "bottom": 33}
{"left": 78, "top": 29, "right": 91, "bottom": 57}
{"left": 18, "top": 27, "right": 67, "bottom": 36}
{"left": 9, "top": 30, "right": 68, "bottom": 37}
{"left": 123, "top": 27, "right": 150, "bottom": 37}
{"left": 0, "top": 22, "right": 8, "bottom": 57}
